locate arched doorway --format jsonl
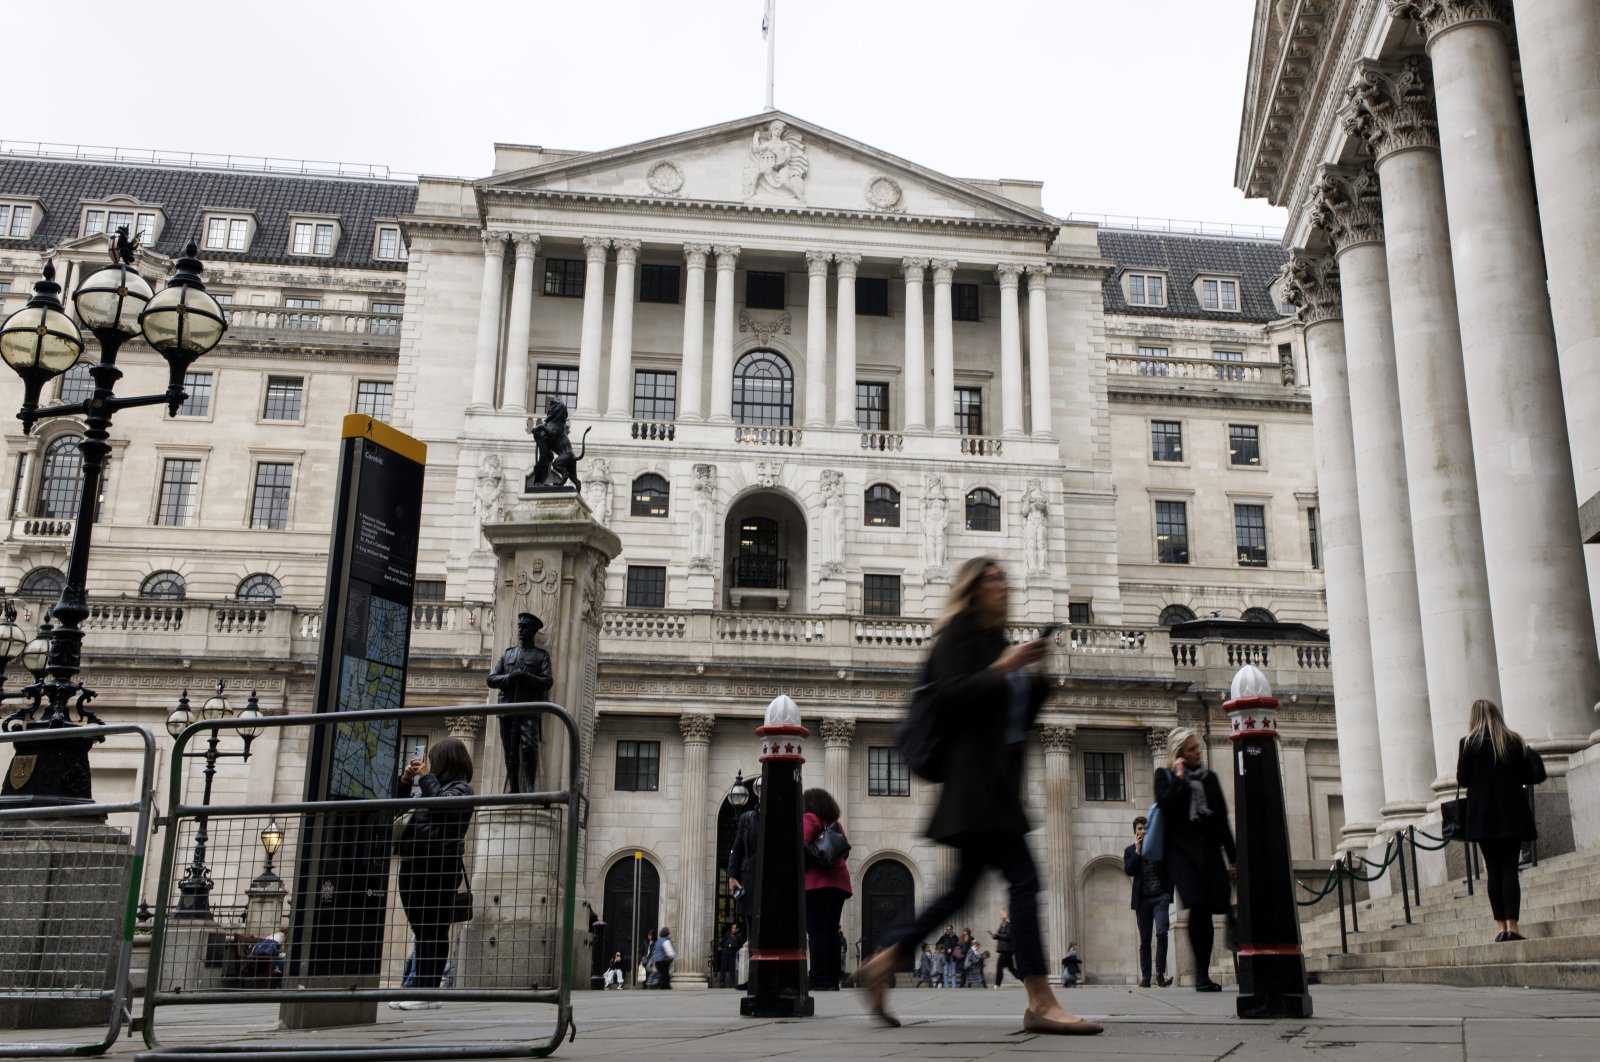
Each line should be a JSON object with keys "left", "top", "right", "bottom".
{"left": 714, "top": 784, "right": 761, "bottom": 950}
{"left": 1080, "top": 860, "right": 1135, "bottom": 984}
{"left": 860, "top": 859, "right": 916, "bottom": 972}
{"left": 602, "top": 855, "right": 660, "bottom": 984}
{"left": 723, "top": 491, "right": 807, "bottom": 611}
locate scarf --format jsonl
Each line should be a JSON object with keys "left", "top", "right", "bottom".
{"left": 1186, "top": 764, "right": 1212, "bottom": 822}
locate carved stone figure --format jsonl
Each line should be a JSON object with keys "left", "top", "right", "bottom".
{"left": 755, "top": 460, "right": 782, "bottom": 488}
{"left": 1022, "top": 479, "right": 1050, "bottom": 574}
{"left": 819, "top": 469, "right": 845, "bottom": 578}
{"left": 486, "top": 612, "right": 554, "bottom": 793}
{"left": 924, "top": 475, "right": 950, "bottom": 578}
{"left": 583, "top": 458, "right": 612, "bottom": 524}
{"left": 744, "top": 119, "right": 808, "bottom": 202}
{"left": 474, "top": 454, "right": 505, "bottom": 526}
{"left": 690, "top": 464, "right": 716, "bottom": 571}
{"left": 526, "top": 397, "right": 591, "bottom": 491}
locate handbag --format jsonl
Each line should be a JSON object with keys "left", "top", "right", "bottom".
{"left": 1439, "top": 784, "right": 1467, "bottom": 842}
{"left": 391, "top": 809, "right": 417, "bottom": 857}
{"left": 896, "top": 659, "right": 948, "bottom": 782}
{"left": 805, "top": 820, "right": 852, "bottom": 867}
{"left": 1143, "top": 803, "right": 1166, "bottom": 862}
{"left": 449, "top": 857, "right": 474, "bottom": 923}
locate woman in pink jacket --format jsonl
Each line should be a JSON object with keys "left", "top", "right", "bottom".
{"left": 802, "top": 788, "right": 852, "bottom": 990}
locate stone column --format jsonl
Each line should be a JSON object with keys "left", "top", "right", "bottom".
{"left": 1392, "top": 0, "right": 1600, "bottom": 749}
{"left": 1280, "top": 737, "right": 1314, "bottom": 859}
{"left": 677, "top": 712, "right": 716, "bottom": 988}
{"left": 604, "top": 239, "right": 642, "bottom": 419}
{"left": 1346, "top": 58, "right": 1501, "bottom": 788}
{"left": 708, "top": 245, "right": 741, "bottom": 424}
{"left": 930, "top": 260, "right": 957, "bottom": 434}
{"left": 902, "top": 259, "right": 928, "bottom": 433}
{"left": 680, "top": 245, "right": 709, "bottom": 422}
{"left": 804, "top": 252, "right": 832, "bottom": 427}
{"left": 1039, "top": 724, "right": 1074, "bottom": 969}
{"left": 819, "top": 717, "right": 857, "bottom": 962}
{"left": 833, "top": 253, "right": 861, "bottom": 430}
{"left": 470, "top": 230, "right": 509, "bottom": 410}
{"left": 996, "top": 264, "right": 1025, "bottom": 438}
{"left": 1026, "top": 265, "right": 1054, "bottom": 438}
{"left": 1282, "top": 253, "right": 1386, "bottom": 844}
{"left": 576, "top": 237, "right": 610, "bottom": 416}
{"left": 1310, "top": 166, "right": 1433, "bottom": 820}
{"left": 501, "top": 233, "right": 540, "bottom": 413}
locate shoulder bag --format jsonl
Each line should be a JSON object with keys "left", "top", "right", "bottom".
{"left": 1439, "top": 784, "right": 1467, "bottom": 842}
{"left": 1143, "top": 802, "right": 1166, "bottom": 862}
{"left": 805, "top": 820, "right": 852, "bottom": 867}
{"left": 450, "top": 856, "right": 474, "bottom": 923}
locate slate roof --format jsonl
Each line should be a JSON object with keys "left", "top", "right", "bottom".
{"left": 0, "top": 156, "right": 417, "bottom": 271}
{"left": 1096, "top": 229, "right": 1289, "bottom": 324}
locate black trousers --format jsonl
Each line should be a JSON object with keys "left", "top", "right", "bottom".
{"left": 1186, "top": 901, "right": 1217, "bottom": 983}
{"left": 805, "top": 887, "right": 849, "bottom": 988}
{"left": 1135, "top": 893, "right": 1171, "bottom": 980}
{"left": 886, "top": 832, "right": 1047, "bottom": 977}
{"left": 1478, "top": 838, "right": 1523, "bottom": 922}
{"left": 994, "top": 950, "right": 1019, "bottom": 986}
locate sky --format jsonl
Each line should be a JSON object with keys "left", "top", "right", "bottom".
{"left": 5, "top": 0, "right": 1284, "bottom": 233}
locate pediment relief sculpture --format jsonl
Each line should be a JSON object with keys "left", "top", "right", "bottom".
{"left": 744, "top": 120, "right": 808, "bottom": 203}
{"left": 738, "top": 310, "right": 792, "bottom": 344}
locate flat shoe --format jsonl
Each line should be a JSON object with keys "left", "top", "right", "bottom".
{"left": 1023, "top": 1009, "right": 1103, "bottom": 1035}
{"left": 859, "top": 961, "right": 900, "bottom": 1028}
{"left": 1196, "top": 981, "right": 1223, "bottom": 992}
{"left": 1494, "top": 931, "right": 1508, "bottom": 942}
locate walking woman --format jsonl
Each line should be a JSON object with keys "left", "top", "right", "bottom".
{"left": 1155, "top": 727, "right": 1235, "bottom": 992}
{"left": 390, "top": 736, "right": 474, "bottom": 1010}
{"left": 1457, "top": 698, "right": 1545, "bottom": 941}
{"left": 802, "top": 787, "right": 852, "bottom": 990}
{"left": 856, "top": 556, "right": 1102, "bottom": 1035}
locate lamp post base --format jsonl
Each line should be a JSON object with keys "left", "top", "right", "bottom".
{"left": 0, "top": 728, "right": 97, "bottom": 808}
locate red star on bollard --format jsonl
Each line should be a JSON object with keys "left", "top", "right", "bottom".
{"left": 1245, "top": 716, "right": 1256, "bottom": 729}
{"left": 784, "top": 742, "right": 795, "bottom": 753}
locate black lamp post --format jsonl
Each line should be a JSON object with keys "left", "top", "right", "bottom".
{"left": 166, "top": 683, "right": 262, "bottom": 918}
{"left": 0, "top": 238, "right": 225, "bottom": 806}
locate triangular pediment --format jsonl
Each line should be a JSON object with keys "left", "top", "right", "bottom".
{"left": 479, "top": 112, "right": 1057, "bottom": 228}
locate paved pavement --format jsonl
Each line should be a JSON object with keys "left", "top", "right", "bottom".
{"left": 10, "top": 983, "right": 1600, "bottom": 1060}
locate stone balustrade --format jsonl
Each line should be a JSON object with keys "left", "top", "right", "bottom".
{"left": 959, "top": 435, "right": 1005, "bottom": 456}
{"left": 11, "top": 516, "right": 74, "bottom": 540}
{"left": 732, "top": 425, "right": 802, "bottom": 447}
{"left": 225, "top": 308, "right": 402, "bottom": 345}
{"left": 630, "top": 420, "right": 676, "bottom": 442}
{"left": 858, "top": 430, "right": 904, "bottom": 452}
{"left": 1106, "top": 352, "right": 1280, "bottom": 384}
{"left": 1169, "top": 635, "right": 1334, "bottom": 694}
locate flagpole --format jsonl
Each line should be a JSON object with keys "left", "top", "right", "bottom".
{"left": 764, "top": 0, "right": 777, "bottom": 112}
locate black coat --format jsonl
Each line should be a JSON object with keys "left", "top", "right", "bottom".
{"left": 924, "top": 614, "right": 1047, "bottom": 842}
{"left": 1153, "top": 766, "right": 1235, "bottom": 912}
{"left": 1123, "top": 842, "right": 1173, "bottom": 909}
{"left": 727, "top": 807, "right": 758, "bottom": 883}
{"left": 1457, "top": 736, "right": 1545, "bottom": 842}
{"left": 394, "top": 773, "right": 473, "bottom": 919}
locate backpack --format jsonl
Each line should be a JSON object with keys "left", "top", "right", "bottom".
{"left": 895, "top": 658, "right": 949, "bottom": 782}
{"left": 805, "top": 820, "right": 851, "bottom": 867}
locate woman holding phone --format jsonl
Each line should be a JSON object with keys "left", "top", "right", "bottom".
{"left": 390, "top": 736, "right": 474, "bottom": 1010}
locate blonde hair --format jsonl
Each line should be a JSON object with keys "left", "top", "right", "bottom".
{"left": 1167, "top": 727, "right": 1200, "bottom": 763}
{"left": 938, "top": 555, "right": 1002, "bottom": 632}
{"left": 1466, "top": 698, "right": 1524, "bottom": 764}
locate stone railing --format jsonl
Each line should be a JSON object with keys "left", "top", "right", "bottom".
{"left": 959, "top": 435, "right": 1004, "bottom": 456}
{"left": 859, "top": 430, "right": 904, "bottom": 452}
{"left": 225, "top": 308, "right": 402, "bottom": 344}
{"left": 853, "top": 620, "right": 933, "bottom": 646}
{"left": 733, "top": 426, "right": 802, "bottom": 447}
{"left": 631, "top": 420, "right": 676, "bottom": 442}
{"left": 603, "top": 610, "right": 689, "bottom": 639}
{"left": 10, "top": 516, "right": 74, "bottom": 540}
{"left": 408, "top": 600, "right": 489, "bottom": 656}
{"left": 1107, "top": 352, "right": 1278, "bottom": 384}
{"left": 1170, "top": 636, "right": 1334, "bottom": 693}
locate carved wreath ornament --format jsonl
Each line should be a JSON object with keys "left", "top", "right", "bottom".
{"left": 865, "top": 176, "right": 903, "bottom": 211}
{"left": 646, "top": 160, "right": 685, "bottom": 197}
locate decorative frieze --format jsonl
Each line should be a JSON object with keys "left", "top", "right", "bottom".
{"left": 1309, "top": 165, "right": 1385, "bottom": 251}
{"left": 1279, "top": 252, "right": 1343, "bottom": 325}
{"left": 1386, "top": 0, "right": 1512, "bottom": 40}
{"left": 1344, "top": 57, "right": 1439, "bottom": 161}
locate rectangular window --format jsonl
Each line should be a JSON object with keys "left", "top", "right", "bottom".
{"left": 614, "top": 740, "right": 661, "bottom": 792}
{"left": 414, "top": 579, "right": 446, "bottom": 602}
{"left": 1235, "top": 504, "right": 1268, "bottom": 567}
{"left": 313, "top": 224, "right": 333, "bottom": 255}
{"left": 156, "top": 458, "right": 201, "bottom": 527}
{"left": 107, "top": 210, "right": 134, "bottom": 234}
{"left": 1156, "top": 500, "right": 1189, "bottom": 564}
{"left": 84, "top": 209, "right": 106, "bottom": 236}
{"left": 58, "top": 362, "right": 94, "bottom": 404}
{"left": 175, "top": 371, "right": 212, "bottom": 417}
{"left": 250, "top": 462, "right": 294, "bottom": 530}
{"left": 625, "top": 565, "right": 667, "bottom": 608}
{"left": 6, "top": 205, "right": 32, "bottom": 237}
{"left": 543, "top": 259, "right": 584, "bottom": 298}
{"left": 632, "top": 370, "right": 677, "bottom": 421}
{"left": 952, "top": 282, "right": 980, "bottom": 322}
{"left": 868, "top": 746, "right": 910, "bottom": 797}
{"left": 1214, "top": 349, "right": 1245, "bottom": 382}
{"left": 1068, "top": 601, "right": 1092, "bottom": 625}
{"left": 1137, "top": 344, "right": 1170, "bottom": 377}
{"left": 370, "top": 300, "right": 403, "bottom": 337}
{"left": 1127, "top": 273, "right": 1165, "bottom": 306}
{"left": 355, "top": 380, "right": 394, "bottom": 419}
{"left": 638, "top": 263, "right": 680, "bottom": 304}
{"left": 262, "top": 376, "right": 304, "bottom": 421}
{"left": 745, "top": 270, "right": 785, "bottom": 309}
{"left": 863, "top": 574, "right": 901, "bottom": 617}
{"left": 1151, "top": 420, "right": 1183, "bottom": 462}
{"left": 283, "top": 296, "right": 321, "bottom": 331}
{"left": 1202, "top": 278, "right": 1239, "bottom": 311}
{"left": 376, "top": 226, "right": 404, "bottom": 260}
{"left": 227, "top": 218, "right": 248, "bottom": 250}
{"left": 955, "top": 387, "right": 984, "bottom": 436}
{"left": 292, "top": 222, "right": 314, "bottom": 254}
{"left": 1229, "top": 424, "right": 1261, "bottom": 466}
{"left": 206, "top": 216, "right": 249, "bottom": 251}
{"left": 856, "top": 277, "right": 890, "bottom": 316}
{"left": 1308, "top": 506, "right": 1321, "bottom": 570}
{"left": 856, "top": 382, "right": 889, "bottom": 432}
{"left": 205, "top": 218, "right": 227, "bottom": 248}
{"left": 535, "top": 365, "right": 579, "bottom": 412}
{"left": 1084, "top": 751, "right": 1127, "bottom": 802}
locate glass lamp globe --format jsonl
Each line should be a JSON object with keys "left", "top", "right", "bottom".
{"left": 139, "top": 244, "right": 226, "bottom": 360}
{"left": 20, "top": 633, "right": 51, "bottom": 678}
{"left": 0, "top": 612, "right": 25, "bottom": 666}
{"left": 260, "top": 819, "right": 285, "bottom": 858}
{"left": 201, "top": 683, "right": 230, "bottom": 721}
{"left": 1, "top": 264, "right": 84, "bottom": 383}
{"left": 728, "top": 771, "right": 749, "bottom": 808}
{"left": 236, "top": 691, "right": 263, "bottom": 739}
{"left": 166, "top": 701, "right": 194, "bottom": 738}
{"left": 73, "top": 263, "right": 154, "bottom": 338}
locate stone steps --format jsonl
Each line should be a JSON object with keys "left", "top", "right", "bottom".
{"left": 1312, "top": 961, "right": 1600, "bottom": 990}
{"left": 1303, "top": 896, "right": 1600, "bottom": 952}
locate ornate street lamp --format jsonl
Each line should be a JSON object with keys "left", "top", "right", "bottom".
{"left": 728, "top": 769, "right": 750, "bottom": 808}
{"left": 259, "top": 818, "right": 285, "bottom": 881}
{"left": 168, "top": 683, "right": 259, "bottom": 917}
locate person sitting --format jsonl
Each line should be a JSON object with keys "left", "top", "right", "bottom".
{"left": 1061, "top": 943, "right": 1081, "bottom": 987}
{"left": 604, "top": 950, "right": 626, "bottom": 990}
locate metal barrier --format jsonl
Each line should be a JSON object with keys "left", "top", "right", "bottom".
{"left": 0, "top": 722, "right": 156, "bottom": 1057}
{"left": 138, "top": 702, "right": 579, "bottom": 1060}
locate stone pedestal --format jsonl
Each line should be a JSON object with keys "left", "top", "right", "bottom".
{"left": 245, "top": 873, "right": 288, "bottom": 939}
{"left": 455, "top": 807, "right": 563, "bottom": 989}
{"left": 156, "top": 917, "right": 223, "bottom": 996}
{"left": 1567, "top": 744, "right": 1600, "bottom": 853}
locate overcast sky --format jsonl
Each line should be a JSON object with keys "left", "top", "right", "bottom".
{"left": 7, "top": 0, "right": 1284, "bottom": 233}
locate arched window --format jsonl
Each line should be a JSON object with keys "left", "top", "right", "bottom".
{"left": 140, "top": 571, "right": 187, "bottom": 601}
{"left": 34, "top": 435, "right": 84, "bottom": 519}
{"left": 1159, "top": 604, "right": 1197, "bottom": 627}
{"left": 17, "top": 567, "right": 65, "bottom": 598}
{"left": 1241, "top": 607, "right": 1277, "bottom": 623}
{"left": 630, "top": 473, "right": 670, "bottom": 518}
{"left": 732, "top": 350, "right": 793, "bottom": 426}
{"left": 864, "top": 483, "right": 900, "bottom": 527}
{"left": 58, "top": 361, "right": 94, "bottom": 404}
{"left": 237, "top": 573, "right": 283, "bottom": 604}
{"left": 964, "top": 488, "right": 1000, "bottom": 532}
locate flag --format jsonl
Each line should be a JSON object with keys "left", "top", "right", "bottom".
{"left": 762, "top": 0, "right": 771, "bottom": 39}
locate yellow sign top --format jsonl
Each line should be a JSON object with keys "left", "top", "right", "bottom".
{"left": 341, "top": 414, "right": 426, "bottom": 465}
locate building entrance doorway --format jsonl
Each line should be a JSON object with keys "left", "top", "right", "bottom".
{"left": 602, "top": 855, "right": 660, "bottom": 985}
{"left": 860, "top": 858, "right": 916, "bottom": 972}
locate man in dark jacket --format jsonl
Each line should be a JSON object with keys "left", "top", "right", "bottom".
{"left": 990, "top": 912, "right": 1018, "bottom": 987}
{"left": 1123, "top": 816, "right": 1173, "bottom": 987}
{"left": 726, "top": 778, "right": 762, "bottom": 920}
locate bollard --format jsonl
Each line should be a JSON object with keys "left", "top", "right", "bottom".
{"left": 1225, "top": 665, "right": 1312, "bottom": 1019}
{"left": 739, "top": 694, "right": 814, "bottom": 1018}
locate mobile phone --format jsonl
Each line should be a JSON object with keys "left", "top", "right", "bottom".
{"left": 1038, "top": 623, "right": 1062, "bottom": 640}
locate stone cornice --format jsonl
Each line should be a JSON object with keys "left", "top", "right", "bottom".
{"left": 1344, "top": 57, "right": 1439, "bottom": 162}
{"left": 1386, "top": 0, "right": 1512, "bottom": 41}
{"left": 1236, "top": 0, "right": 1339, "bottom": 201}
{"left": 1280, "top": 251, "right": 1343, "bottom": 325}
{"left": 1309, "top": 165, "right": 1384, "bottom": 251}
{"left": 1106, "top": 386, "right": 1313, "bottom": 414}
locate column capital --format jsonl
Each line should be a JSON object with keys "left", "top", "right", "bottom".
{"left": 583, "top": 236, "right": 611, "bottom": 263}
{"left": 1309, "top": 165, "right": 1385, "bottom": 252}
{"left": 1146, "top": 728, "right": 1169, "bottom": 757}
{"left": 1281, "top": 736, "right": 1309, "bottom": 751}
{"left": 1280, "top": 251, "right": 1344, "bottom": 325}
{"left": 930, "top": 259, "right": 957, "bottom": 284}
{"left": 1040, "top": 723, "right": 1075, "bottom": 754}
{"left": 612, "top": 238, "right": 642, "bottom": 265}
{"left": 1386, "top": 0, "right": 1512, "bottom": 41}
{"left": 713, "top": 245, "right": 742, "bottom": 270}
{"left": 511, "top": 232, "right": 540, "bottom": 258}
{"left": 683, "top": 243, "right": 710, "bottom": 267}
{"left": 994, "top": 263, "right": 1024, "bottom": 288}
{"left": 901, "top": 257, "right": 928, "bottom": 279}
{"left": 446, "top": 714, "right": 485, "bottom": 740}
{"left": 806, "top": 250, "right": 833, "bottom": 276}
{"left": 678, "top": 712, "right": 716, "bottom": 745}
{"left": 1344, "top": 56, "right": 1439, "bottom": 161}
{"left": 480, "top": 230, "right": 511, "bottom": 257}
{"left": 1025, "top": 264, "right": 1052, "bottom": 290}
{"left": 819, "top": 717, "right": 856, "bottom": 748}
{"left": 833, "top": 252, "right": 861, "bottom": 278}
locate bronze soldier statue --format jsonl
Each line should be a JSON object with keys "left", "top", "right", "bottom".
{"left": 486, "top": 612, "right": 554, "bottom": 793}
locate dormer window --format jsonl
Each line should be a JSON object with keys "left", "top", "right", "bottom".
{"left": 289, "top": 216, "right": 340, "bottom": 257}
{"left": 80, "top": 197, "right": 162, "bottom": 242}
{"left": 202, "top": 213, "right": 255, "bottom": 252}
{"left": 1125, "top": 272, "right": 1166, "bottom": 307}
{"left": 1198, "top": 276, "right": 1240, "bottom": 312}
{"left": 373, "top": 223, "right": 406, "bottom": 261}
{"left": 0, "top": 200, "right": 42, "bottom": 239}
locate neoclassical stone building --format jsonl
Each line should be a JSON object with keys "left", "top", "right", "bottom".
{"left": 1237, "top": 0, "right": 1600, "bottom": 859}
{"left": 2, "top": 111, "right": 1332, "bottom": 985}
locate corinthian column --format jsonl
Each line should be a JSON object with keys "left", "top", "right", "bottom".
{"left": 501, "top": 233, "right": 540, "bottom": 413}
{"left": 995, "top": 265, "right": 1025, "bottom": 438}
{"left": 1311, "top": 166, "right": 1434, "bottom": 820}
{"left": 1345, "top": 58, "right": 1500, "bottom": 788}
{"left": 576, "top": 237, "right": 610, "bottom": 416}
{"left": 1282, "top": 253, "right": 1385, "bottom": 844}
{"left": 1026, "top": 265, "right": 1053, "bottom": 438}
{"left": 605, "top": 239, "right": 643, "bottom": 419}
{"left": 833, "top": 253, "right": 861, "bottom": 430}
{"left": 805, "top": 252, "right": 832, "bottom": 427}
{"left": 680, "top": 245, "right": 709, "bottom": 422}
{"left": 930, "top": 260, "right": 957, "bottom": 434}
{"left": 677, "top": 712, "right": 716, "bottom": 988}
{"left": 902, "top": 259, "right": 928, "bottom": 433}
{"left": 1040, "top": 724, "right": 1074, "bottom": 968}
{"left": 708, "top": 246, "right": 741, "bottom": 424}
{"left": 1390, "top": 0, "right": 1600, "bottom": 749}
{"left": 470, "top": 230, "right": 509, "bottom": 410}
{"left": 819, "top": 718, "right": 855, "bottom": 827}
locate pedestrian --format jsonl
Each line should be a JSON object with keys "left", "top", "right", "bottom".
{"left": 639, "top": 929, "right": 656, "bottom": 987}
{"left": 1124, "top": 815, "right": 1174, "bottom": 987}
{"left": 718, "top": 921, "right": 741, "bottom": 988}
{"left": 913, "top": 944, "right": 935, "bottom": 987}
{"left": 855, "top": 557, "right": 1102, "bottom": 1036}
{"left": 964, "top": 943, "right": 987, "bottom": 988}
{"left": 802, "top": 787, "right": 852, "bottom": 991}
{"left": 1155, "top": 727, "right": 1236, "bottom": 992}
{"left": 650, "top": 926, "right": 677, "bottom": 989}
{"left": 935, "top": 924, "right": 959, "bottom": 988}
{"left": 1061, "top": 942, "right": 1081, "bottom": 987}
{"left": 990, "top": 911, "right": 1018, "bottom": 988}
{"left": 1457, "top": 698, "right": 1546, "bottom": 942}
{"left": 389, "top": 736, "right": 474, "bottom": 1012}
{"left": 604, "top": 950, "right": 626, "bottom": 990}
{"left": 726, "top": 778, "right": 762, "bottom": 920}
